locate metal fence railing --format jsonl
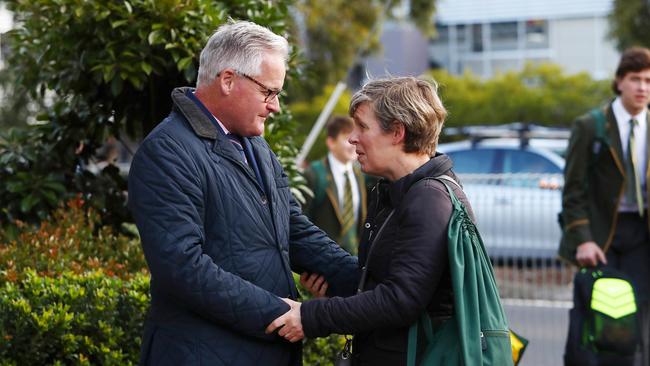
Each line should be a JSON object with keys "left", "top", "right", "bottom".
{"left": 457, "top": 173, "right": 575, "bottom": 366}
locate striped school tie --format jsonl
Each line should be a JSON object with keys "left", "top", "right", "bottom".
{"left": 340, "top": 171, "right": 357, "bottom": 254}
{"left": 625, "top": 119, "right": 643, "bottom": 217}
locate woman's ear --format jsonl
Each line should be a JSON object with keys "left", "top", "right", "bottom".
{"left": 392, "top": 122, "right": 406, "bottom": 145}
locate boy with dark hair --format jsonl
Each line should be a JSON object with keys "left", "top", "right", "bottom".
{"left": 560, "top": 46, "right": 650, "bottom": 366}
{"left": 303, "top": 116, "right": 367, "bottom": 254}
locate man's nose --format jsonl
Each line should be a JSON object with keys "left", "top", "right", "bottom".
{"left": 642, "top": 80, "right": 650, "bottom": 91}
{"left": 267, "top": 95, "right": 281, "bottom": 113}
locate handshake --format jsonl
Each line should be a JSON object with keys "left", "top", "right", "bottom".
{"left": 265, "top": 272, "right": 328, "bottom": 343}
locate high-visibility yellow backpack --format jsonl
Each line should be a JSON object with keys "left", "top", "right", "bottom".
{"left": 564, "top": 267, "right": 639, "bottom": 365}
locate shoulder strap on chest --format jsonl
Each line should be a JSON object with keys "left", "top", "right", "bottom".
{"left": 416, "top": 174, "right": 463, "bottom": 210}
{"left": 589, "top": 107, "right": 607, "bottom": 143}
{"left": 310, "top": 160, "right": 328, "bottom": 207}
{"left": 587, "top": 107, "right": 610, "bottom": 169}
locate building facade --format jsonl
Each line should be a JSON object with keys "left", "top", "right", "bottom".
{"left": 429, "top": 0, "right": 619, "bottom": 79}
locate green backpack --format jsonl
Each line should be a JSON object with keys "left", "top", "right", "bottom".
{"left": 407, "top": 176, "right": 514, "bottom": 366}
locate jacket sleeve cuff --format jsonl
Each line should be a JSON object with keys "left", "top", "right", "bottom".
{"left": 301, "top": 298, "right": 325, "bottom": 338}
{"left": 567, "top": 221, "right": 592, "bottom": 245}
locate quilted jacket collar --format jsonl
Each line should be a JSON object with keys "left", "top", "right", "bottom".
{"left": 171, "top": 87, "right": 219, "bottom": 140}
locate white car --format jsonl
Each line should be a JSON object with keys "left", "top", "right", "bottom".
{"left": 438, "top": 137, "right": 567, "bottom": 261}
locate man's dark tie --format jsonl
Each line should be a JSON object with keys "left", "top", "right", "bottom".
{"left": 227, "top": 134, "right": 248, "bottom": 165}
{"left": 624, "top": 119, "right": 643, "bottom": 217}
{"left": 340, "top": 171, "right": 357, "bottom": 254}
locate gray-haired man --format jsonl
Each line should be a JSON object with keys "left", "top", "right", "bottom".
{"left": 128, "top": 20, "right": 358, "bottom": 366}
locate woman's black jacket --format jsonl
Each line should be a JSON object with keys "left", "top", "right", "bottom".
{"left": 300, "top": 154, "right": 475, "bottom": 365}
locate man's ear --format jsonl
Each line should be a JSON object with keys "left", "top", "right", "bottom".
{"left": 325, "top": 136, "right": 335, "bottom": 151}
{"left": 392, "top": 122, "right": 405, "bottom": 145}
{"left": 218, "top": 69, "right": 237, "bottom": 95}
{"left": 614, "top": 76, "right": 622, "bottom": 94}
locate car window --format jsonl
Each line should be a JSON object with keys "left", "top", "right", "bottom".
{"left": 446, "top": 149, "right": 498, "bottom": 174}
{"left": 502, "top": 150, "right": 562, "bottom": 174}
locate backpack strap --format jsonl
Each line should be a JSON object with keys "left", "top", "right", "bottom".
{"left": 418, "top": 174, "right": 463, "bottom": 211}
{"left": 310, "top": 160, "right": 329, "bottom": 208}
{"left": 589, "top": 108, "right": 607, "bottom": 143}
{"left": 588, "top": 107, "right": 609, "bottom": 162}
{"left": 436, "top": 176, "right": 463, "bottom": 211}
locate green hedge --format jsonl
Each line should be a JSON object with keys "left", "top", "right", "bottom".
{"left": 0, "top": 270, "right": 149, "bottom": 365}
{"left": 0, "top": 197, "right": 145, "bottom": 281}
{"left": 0, "top": 270, "right": 345, "bottom": 365}
{"left": 0, "top": 201, "right": 342, "bottom": 364}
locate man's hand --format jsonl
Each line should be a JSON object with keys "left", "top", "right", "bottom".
{"left": 576, "top": 241, "right": 607, "bottom": 267}
{"left": 300, "top": 272, "right": 329, "bottom": 298}
{"left": 265, "top": 298, "right": 304, "bottom": 343}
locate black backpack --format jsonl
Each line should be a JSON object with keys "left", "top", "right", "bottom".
{"left": 564, "top": 267, "right": 640, "bottom": 366}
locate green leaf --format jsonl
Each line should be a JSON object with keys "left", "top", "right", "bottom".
{"left": 20, "top": 194, "right": 39, "bottom": 213}
{"left": 6, "top": 181, "right": 26, "bottom": 193}
{"left": 103, "top": 65, "right": 116, "bottom": 84}
{"left": 42, "top": 181, "right": 66, "bottom": 193}
{"left": 128, "top": 75, "right": 144, "bottom": 90}
{"left": 147, "top": 30, "right": 161, "bottom": 45}
{"left": 111, "top": 19, "right": 128, "bottom": 29}
{"left": 40, "top": 190, "right": 58, "bottom": 205}
{"left": 140, "top": 62, "right": 153, "bottom": 75}
{"left": 177, "top": 56, "right": 193, "bottom": 71}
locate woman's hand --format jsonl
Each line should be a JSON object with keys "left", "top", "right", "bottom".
{"left": 300, "top": 272, "right": 329, "bottom": 298}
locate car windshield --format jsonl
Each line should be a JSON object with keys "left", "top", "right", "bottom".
{"left": 502, "top": 150, "right": 562, "bottom": 174}
{"left": 445, "top": 149, "right": 498, "bottom": 174}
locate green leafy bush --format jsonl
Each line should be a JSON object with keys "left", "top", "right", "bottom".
{"left": 430, "top": 63, "right": 612, "bottom": 130}
{"left": 1, "top": 0, "right": 299, "bottom": 228}
{"left": 0, "top": 197, "right": 148, "bottom": 364}
{"left": 0, "top": 125, "right": 129, "bottom": 233}
{"left": 0, "top": 270, "right": 149, "bottom": 365}
{"left": 0, "top": 197, "right": 145, "bottom": 281}
{"left": 289, "top": 85, "right": 353, "bottom": 163}
{"left": 0, "top": 126, "right": 68, "bottom": 227}
{"left": 0, "top": 203, "right": 341, "bottom": 364}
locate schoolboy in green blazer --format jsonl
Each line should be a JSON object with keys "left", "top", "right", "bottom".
{"left": 303, "top": 116, "right": 367, "bottom": 255}
{"left": 559, "top": 47, "right": 650, "bottom": 366}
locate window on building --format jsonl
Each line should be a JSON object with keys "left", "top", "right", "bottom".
{"left": 525, "top": 19, "right": 548, "bottom": 49}
{"left": 471, "top": 23, "right": 483, "bottom": 52}
{"left": 490, "top": 22, "right": 518, "bottom": 51}
{"left": 456, "top": 24, "right": 470, "bottom": 52}
{"left": 430, "top": 24, "right": 449, "bottom": 45}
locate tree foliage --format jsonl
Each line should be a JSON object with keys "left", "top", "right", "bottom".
{"left": 608, "top": 0, "right": 650, "bottom": 50}
{"left": 0, "top": 0, "right": 301, "bottom": 228}
{"left": 292, "top": 0, "right": 437, "bottom": 99}
{"left": 289, "top": 84, "right": 353, "bottom": 162}
{"left": 429, "top": 63, "right": 612, "bottom": 131}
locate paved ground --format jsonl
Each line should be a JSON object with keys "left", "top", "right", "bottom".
{"left": 504, "top": 299, "right": 572, "bottom": 366}
{"left": 494, "top": 263, "right": 575, "bottom": 301}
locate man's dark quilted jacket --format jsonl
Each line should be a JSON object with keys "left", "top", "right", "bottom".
{"left": 128, "top": 87, "right": 358, "bottom": 366}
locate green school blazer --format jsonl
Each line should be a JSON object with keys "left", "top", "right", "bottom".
{"left": 558, "top": 101, "right": 650, "bottom": 264}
